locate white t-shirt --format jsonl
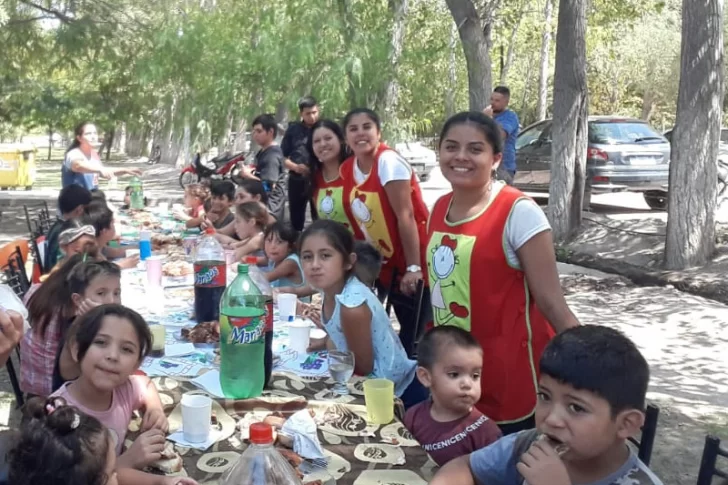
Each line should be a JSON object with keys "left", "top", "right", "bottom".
{"left": 353, "top": 150, "right": 412, "bottom": 186}
{"left": 480, "top": 182, "right": 551, "bottom": 269}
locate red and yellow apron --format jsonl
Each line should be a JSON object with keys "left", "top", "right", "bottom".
{"left": 426, "top": 187, "right": 554, "bottom": 423}
{"left": 340, "top": 144, "right": 429, "bottom": 288}
{"left": 312, "top": 171, "right": 357, "bottom": 233}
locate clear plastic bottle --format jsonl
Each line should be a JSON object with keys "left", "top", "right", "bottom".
{"left": 221, "top": 423, "right": 303, "bottom": 485}
{"left": 194, "top": 227, "right": 227, "bottom": 323}
{"left": 244, "top": 256, "right": 274, "bottom": 388}
{"left": 219, "top": 264, "right": 265, "bottom": 399}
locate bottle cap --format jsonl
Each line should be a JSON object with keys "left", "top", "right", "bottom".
{"left": 205, "top": 227, "right": 215, "bottom": 235}
{"left": 249, "top": 422, "right": 273, "bottom": 444}
{"left": 244, "top": 256, "right": 257, "bottom": 264}
{"left": 237, "top": 263, "right": 249, "bottom": 274}
{"left": 288, "top": 315, "right": 294, "bottom": 322}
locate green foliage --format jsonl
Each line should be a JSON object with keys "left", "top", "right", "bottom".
{"left": 0, "top": 0, "right": 709, "bottom": 149}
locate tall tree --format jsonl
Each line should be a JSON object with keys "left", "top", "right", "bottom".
{"left": 380, "top": 0, "right": 409, "bottom": 127}
{"left": 664, "top": 0, "right": 724, "bottom": 269}
{"left": 445, "top": 0, "right": 495, "bottom": 111}
{"left": 536, "top": 0, "right": 553, "bottom": 120}
{"left": 548, "top": 0, "right": 588, "bottom": 241}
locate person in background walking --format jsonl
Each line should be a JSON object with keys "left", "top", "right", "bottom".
{"left": 282, "top": 96, "right": 320, "bottom": 230}
{"left": 483, "top": 87, "right": 519, "bottom": 185}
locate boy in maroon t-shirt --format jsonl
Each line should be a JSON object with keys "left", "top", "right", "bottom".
{"left": 404, "top": 326, "right": 501, "bottom": 466}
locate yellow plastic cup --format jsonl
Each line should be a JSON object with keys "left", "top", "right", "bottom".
{"left": 363, "top": 378, "right": 394, "bottom": 424}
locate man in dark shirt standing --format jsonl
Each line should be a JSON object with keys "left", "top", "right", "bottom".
{"left": 281, "top": 96, "right": 320, "bottom": 231}
{"left": 242, "top": 114, "right": 287, "bottom": 221}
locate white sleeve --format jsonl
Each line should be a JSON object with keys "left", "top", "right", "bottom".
{"left": 504, "top": 199, "right": 551, "bottom": 268}
{"left": 377, "top": 150, "right": 412, "bottom": 186}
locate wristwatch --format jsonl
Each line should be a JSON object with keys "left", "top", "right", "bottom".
{"left": 405, "top": 265, "right": 422, "bottom": 273}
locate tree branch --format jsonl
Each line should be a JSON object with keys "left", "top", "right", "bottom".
{"left": 6, "top": 16, "right": 53, "bottom": 26}
{"left": 16, "top": 0, "right": 74, "bottom": 23}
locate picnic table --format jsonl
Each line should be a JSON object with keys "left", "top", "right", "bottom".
{"left": 117, "top": 209, "right": 436, "bottom": 484}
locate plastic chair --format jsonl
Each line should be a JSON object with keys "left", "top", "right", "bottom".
{"left": 697, "top": 435, "right": 728, "bottom": 485}
{"left": 1, "top": 246, "right": 30, "bottom": 299}
{"left": 627, "top": 403, "right": 660, "bottom": 466}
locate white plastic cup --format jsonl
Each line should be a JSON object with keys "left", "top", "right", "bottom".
{"left": 289, "top": 319, "right": 311, "bottom": 355}
{"left": 278, "top": 293, "right": 297, "bottom": 323}
{"left": 181, "top": 394, "right": 212, "bottom": 443}
{"left": 158, "top": 201, "right": 170, "bottom": 212}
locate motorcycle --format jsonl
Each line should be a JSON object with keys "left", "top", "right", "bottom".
{"left": 179, "top": 151, "right": 246, "bottom": 188}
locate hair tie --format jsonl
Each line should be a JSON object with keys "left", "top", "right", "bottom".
{"left": 70, "top": 413, "right": 80, "bottom": 430}
{"left": 45, "top": 403, "right": 56, "bottom": 415}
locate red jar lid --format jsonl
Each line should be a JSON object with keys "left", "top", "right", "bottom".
{"left": 249, "top": 422, "right": 273, "bottom": 444}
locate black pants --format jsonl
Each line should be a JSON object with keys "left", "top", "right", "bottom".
{"left": 378, "top": 281, "right": 432, "bottom": 359}
{"left": 287, "top": 175, "right": 316, "bottom": 231}
{"left": 497, "top": 414, "right": 536, "bottom": 436}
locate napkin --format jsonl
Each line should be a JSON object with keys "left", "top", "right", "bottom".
{"left": 165, "top": 343, "right": 196, "bottom": 357}
{"left": 281, "top": 409, "right": 327, "bottom": 466}
{"left": 190, "top": 370, "right": 224, "bottom": 398}
{"left": 167, "top": 428, "right": 224, "bottom": 451}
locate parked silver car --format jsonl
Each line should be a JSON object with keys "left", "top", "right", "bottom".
{"left": 514, "top": 116, "right": 671, "bottom": 209}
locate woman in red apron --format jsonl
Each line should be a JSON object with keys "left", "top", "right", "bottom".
{"left": 305, "top": 119, "right": 358, "bottom": 233}
{"left": 426, "top": 111, "right": 580, "bottom": 435}
{"left": 340, "top": 108, "right": 431, "bottom": 357}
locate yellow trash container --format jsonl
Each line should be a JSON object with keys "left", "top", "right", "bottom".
{"left": 0, "top": 143, "right": 37, "bottom": 190}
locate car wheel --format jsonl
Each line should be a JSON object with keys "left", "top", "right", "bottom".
{"left": 643, "top": 191, "right": 668, "bottom": 211}
{"left": 583, "top": 187, "right": 592, "bottom": 211}
{"left": 419, "top": 173, "right": 430, "bottom": 183}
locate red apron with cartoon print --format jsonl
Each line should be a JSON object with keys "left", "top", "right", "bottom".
{"left": 312, "top": 171, "right": 358, "bottom": 233}
{"left": 340, "top": 143, "right": 429, "bottom": 288}
{"left": 426, "top": 187, "right": 555, "bottom": 423}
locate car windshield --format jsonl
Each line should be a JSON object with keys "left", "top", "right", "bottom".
{"left": 589, "top": 122, "right": 665, "bottom": 145}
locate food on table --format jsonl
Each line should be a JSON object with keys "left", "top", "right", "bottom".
{"left": 148, "top": 441, "right": 183, "bottom": 474}
{"left": 152, "top": 233, "right": 182, "bottom": 251}
{"left": 181, "top": 321, "right": 220, "bottom": 344}
{"left": 277, "top": 448, "right": 304, "bottom": 469}
{"left": 129, "top": 210, "right": 161, "bottom": 230}
{"left": 163, "top": 260, "right": 193, "bottom": 277}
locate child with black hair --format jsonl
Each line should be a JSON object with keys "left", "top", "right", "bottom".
{"left": 264, "top": 221, "right": 313, "bottom": 302}
{"left": 207, "top": 180, "right": 235, "bottom": 229}
{"left": 50, "top": 305, "right": 183, "bottom": 485}
{"left": 430, "top": 325, "right": 664, "bottom": 485}
{"left": 46, "top": 184, "right": 93, "bottom": 268}
{"left": 299, "top": 219, "right": 428, "bottom": 409}
{"left": 9, "top": 396, "right": 197, "bottom": 485}
{"left": 21, "top": 253, "right": 112, "bottom": 397}
{"left": 82, "top": 206, "right": 139, "bottom": 269}
{"left": 404, "top": 326, "right": 501, "bottom": 466}
{"left": 8, "top": 395, "right": 120, "bottom": 485}
{"left": 353, "top": 240, "right": 382, "bottom": 288}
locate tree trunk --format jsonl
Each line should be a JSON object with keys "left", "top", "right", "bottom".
{"left": 664, "top": 0, "right": 724, "bottom": 269}
{"left": 520, "top": 52, "right": 535, "bottom": 119}
{"left": 537, "top": 0, "right": 553, "bottom": 121}
{"left": 445, "top": 0, "right": 493, "bottom": 111}
{"left": 113, "top": 122, "right": 127, "bottom": 154}
{"left": 446, "top": 21, "right": 458, "bottom": 117}
{"left": 500, "top": 7, "right": 523, "bottom": 85}
{"left": 105, "top": 127, "right": 114, "bottom": 161}
{"left": 47, "top": 126, "right": 52, "bottom": 161}
{"left": 380, "top": 0, "right": 409, "bottom": 128}
{"left": 338, "top": 0, "right": 359, "bottom": 108}
{"left": 548, "top": 0, "right": 588, "bottom": 241}
{"left": 640, "top": 89, "right": 655, "bottom": 121}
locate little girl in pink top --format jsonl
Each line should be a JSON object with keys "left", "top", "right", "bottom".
{"left": 51, "top": 304, "right": 193, "bottom": 485}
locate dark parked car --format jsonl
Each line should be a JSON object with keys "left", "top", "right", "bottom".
{"left": 514, "top": 116, "right": 671, "bottom": 209}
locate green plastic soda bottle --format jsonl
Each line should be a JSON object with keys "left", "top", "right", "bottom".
{"left": 219, "top": 264, "right": 266, "bottom": 399}
{"left": 129, "top": 175, "right": 144, "bottom": 209}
